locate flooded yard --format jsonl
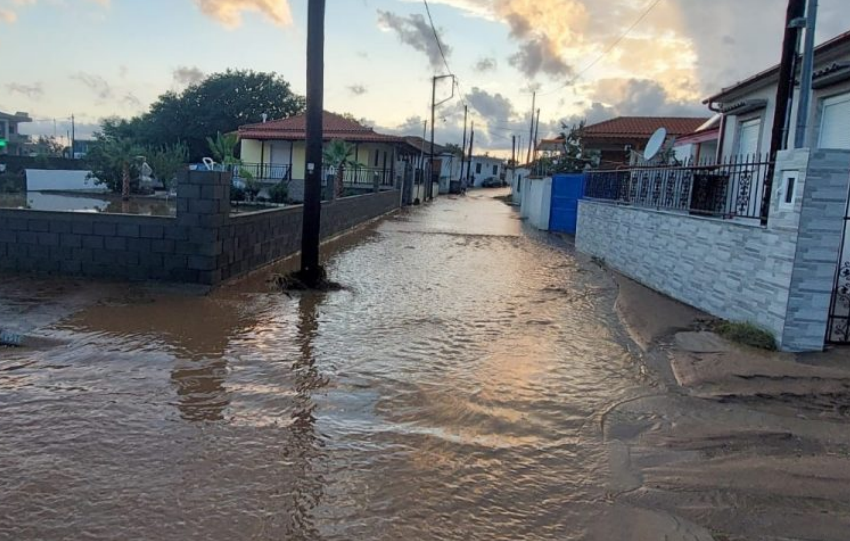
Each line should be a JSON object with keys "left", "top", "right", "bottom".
{"left": 2, "top": 189, "right": 850, "bottom": 540}
{"left": 0, "top": 191, "right": 176, "bottom": 216}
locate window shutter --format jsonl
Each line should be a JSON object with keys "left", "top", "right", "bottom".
{"left": 819, "top": 93, "right": 850, "bottom": 150}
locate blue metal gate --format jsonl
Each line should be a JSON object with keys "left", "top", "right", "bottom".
{"left": 549, "top": 174, "right": 585, "bottom": 234}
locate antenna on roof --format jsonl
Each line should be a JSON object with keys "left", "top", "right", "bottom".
{"left": 644, "top": 127, "right": 667, "bottom": 161}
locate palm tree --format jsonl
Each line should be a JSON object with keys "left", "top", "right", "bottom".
{"left": 102, "top": 138, "right": 143, "bottom": 201}
{"left": 206, "top": 132, "right": 241, "bottom": 167}
{"left": 322, "top": 140, "right": 361, "bottom": 198}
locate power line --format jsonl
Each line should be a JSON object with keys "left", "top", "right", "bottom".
{"left": 536, "top": 0, "right": 664, "bottom": 97}
{"left": 422, "top": 0, "right": 453, "bottom": 76}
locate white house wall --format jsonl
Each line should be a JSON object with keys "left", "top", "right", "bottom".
{"left": 719, "top": 48, "right": 850, "bottom": 160}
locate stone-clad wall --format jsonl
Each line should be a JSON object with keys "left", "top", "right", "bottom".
{"left": 0, "top": 170, "right": 401, "bottom": 286}
{"left": 576, "top": 149, "right": 850, "bottom": 352}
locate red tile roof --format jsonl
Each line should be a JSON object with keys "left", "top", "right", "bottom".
{"left": 581, "top": 116, "right": 710, "bottom": 139}
{"left": 239, "top": 111, "right": 403, "bottom": 143}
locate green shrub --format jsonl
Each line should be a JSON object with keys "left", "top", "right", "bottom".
{"left": 231, "top": 185, "right": 246, "bottom": 202}
{"left": 269, "top": 181, "right": 289, "bottom": 204}
{"left": 715, "top": 321, "right": 777, "bottom": 351}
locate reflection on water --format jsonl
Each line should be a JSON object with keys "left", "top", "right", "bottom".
{"left": 0, "top": 191, "right": 175, "bottom": 216}
{"left": 0, "top": 190, "right": 647, "bottom": 540}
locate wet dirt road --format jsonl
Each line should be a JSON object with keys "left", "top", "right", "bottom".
{"left": 4, "top": 190, "right": 849, "bottom": 540}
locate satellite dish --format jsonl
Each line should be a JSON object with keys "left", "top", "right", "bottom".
{"left": 644, "top": 127, "right": 668, "bottom": 161}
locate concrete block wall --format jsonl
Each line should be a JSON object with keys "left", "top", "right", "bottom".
{"left": 576, "top": 149, "right": 850, "bottom": 352}
{"left": 0, "top": 170, "right": 401, "bottom": 286}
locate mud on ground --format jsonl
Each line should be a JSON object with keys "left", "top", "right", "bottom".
{"left": 608, "top": 273, "right": 850, "bottom": 541}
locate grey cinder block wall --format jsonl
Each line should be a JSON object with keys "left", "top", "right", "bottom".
{"left": 576, "top": 149, "right": 850, "bottom": 352}
{"left": 0, "top": 170, "right": 401, "bottom": 286}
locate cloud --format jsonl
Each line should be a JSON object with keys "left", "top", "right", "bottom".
{"left": 70, "top": 72, "right": 113, "bottom": 102}
{"left": 549, "top": 77, "right": 706, "bottom": 136}
{"left": 192, "top": 0, "right": 292, "bottom": 27}
{"left": 0, "top": 9, "right": 17, "bottom": 23}
{"left": 173, "top": 65, "right": 206, "bottom": 87}
{"left": 122, "top": 92, "right": 142, "bottom": 109}
{"left": 466, "top": 87, "right": 515, "bottom": 120}
{"left": 6, "top": 82, "right": 44, "bottom": 100}
{"left": 508, "top": 36, "right": 572, "bottom": 78}
{"left": 474, "top": 57, "right": 497, "bottom": 72}
{"left": 377, "top": 10, "right": 452, "bottom": 71}
{"left": 348, "top": 84, "right": 367, "bottom": 97}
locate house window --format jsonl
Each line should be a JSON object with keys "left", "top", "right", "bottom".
{"left": 475, "top": 163, "right": 482, "bottom": 174}
{"left": 492, "top": 165, "right": 498, "bottom": 175}
{"left": 736, "top": 118, "right": 761, "bottom": 157}
{"left": 818, "top": 92, "right": 850, "bottom": 150}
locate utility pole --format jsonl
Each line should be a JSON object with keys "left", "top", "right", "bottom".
{"left": 511, "top": 135, "right": 517, "bottom": 174}
{"left": 764, "top": 0, "right": 806, "bottom": 224}
{"left": 532, "top": 109, "right": 541, "bottom": 164}
{"left": 460, "top": 104, "right": 468, "bottom": 185}
{"left": 428, "top": 74, "right": 455, "bottom": 202}
{"left": 429, "top": 75, "right": 437, "bottom": 202}
{"left": 795, "top": 0, "right": 819, "bottom": 149}
{"left": 466, "top": 122, "right": 475, "bottom": 185}
{"left": 526, "top": 91, "right": 536, "bottom": 165}
{"left": 300, "top": 0, "right": 326, "bottom": 285}
{"left": 70, "top": 114, "right": 75, "bottom": 159}
{"left": 418, "top": 120, "right": 427, "bottom": 198}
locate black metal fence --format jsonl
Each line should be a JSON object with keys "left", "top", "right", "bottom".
{"left": 584, "top": 155, "right": 773, "bottom": 220}
{"left": 234, "top": 163, "right": 291, "bottom": 181}
{"left": 324, "top": 165, "right": 395, "bottom": 188}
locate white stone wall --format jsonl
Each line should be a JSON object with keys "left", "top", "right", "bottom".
{"left": 576, "top": 149, "right": 850, "bottom": 352}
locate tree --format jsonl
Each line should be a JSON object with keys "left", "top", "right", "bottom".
{"left": 87, "top": 137, "right": 143, "bottom": 197}
{"left": 545, "top": 120, "right": 597, "bottom": 173}
{"left": 443, "top": 143, "right": 464, "bottom": 156}
{"left": 322, "top": 140, "right": 361, "bottom": 198}
{"left": 34, "top": 136, "right": 64, "bottom": 158}
{"left": 129, "top": 70, "right": 305, "bottom": 160}
{"left": 146, "top": 143, "right": 188, "bottom": 192}
{"left": 206, "top": 132, "right": 240, "bottom": 166}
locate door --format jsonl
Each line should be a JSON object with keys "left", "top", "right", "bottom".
{"left": 549, "top": 174, "right": 585, "bottom": 234}
{"left": 737, "top": 118, "right": 761, "bottom": 157}
{"left": 819, "top": 92, "right": 850, "bottom": 150}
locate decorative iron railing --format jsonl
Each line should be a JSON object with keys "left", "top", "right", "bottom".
{"left": 584, "top": 155, "right": 773, "bottom": 220}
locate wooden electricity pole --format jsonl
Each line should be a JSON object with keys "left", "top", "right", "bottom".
{"left": 763, "top": 0, "right": 806, "bottom": 224}
{"left": 300, "top": 0, "right": 326, "bottom": 284}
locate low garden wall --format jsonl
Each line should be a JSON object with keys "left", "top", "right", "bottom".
{"left": 576, "top": 149, "right": 850, "bottom": 352}
{"left": 0, "top": 171, "right": 401, "bottom": 286}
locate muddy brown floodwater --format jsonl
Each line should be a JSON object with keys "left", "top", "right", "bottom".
{"left": 4, "top": 189, "right": 849, "bottom": 540}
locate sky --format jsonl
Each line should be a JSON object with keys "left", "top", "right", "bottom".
{"left": 1, "top": 0, "right": 849, "bottom": 156}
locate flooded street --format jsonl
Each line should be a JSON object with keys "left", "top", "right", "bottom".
{"left": 3, "top": 189, "right": 850, "bottom": 540}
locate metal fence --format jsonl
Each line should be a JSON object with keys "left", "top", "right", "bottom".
{"left": 233, "top": 163, "right": 291, "bottom": 181}
{"left": 584, "top": 154, "right": 773, "bottom": 220}
{"left": 324, "top": 165, "right": 395, "bottom": 188}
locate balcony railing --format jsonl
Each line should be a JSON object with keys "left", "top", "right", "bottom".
{"left": 584, "top": 155, "right": 773, "bottom": 220}
{"left": 233, "top": 163, "right": 291, "bottom": 181}
{"left": 323, "top": 165, "right": 395, "bottom": 188}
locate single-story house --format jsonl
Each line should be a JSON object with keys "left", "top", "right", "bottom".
{"left": 238, "top": 111, "right": 413, "bottom": 201}
{"left": 403, "top": 136, "right": 463, "bottom": 193}
{"left": 581, "top": 116, "right": 710, "bottom": 168}
{"left": 706, "top": 28, "right": 850, "bottom": 158}
{"left": 673, "top": 115, "right": 722, "bottom": 164}
{"left": 468, "top": 155, "right": 505, "bottom": 187}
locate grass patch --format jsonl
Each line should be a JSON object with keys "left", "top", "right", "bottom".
{"left": 715, "top": 321, "right": 777, "bottom": 351}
